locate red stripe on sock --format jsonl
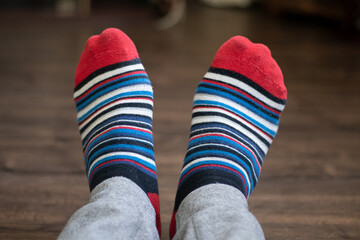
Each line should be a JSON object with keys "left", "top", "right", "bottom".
{"left": 169, "top": 211, "right": 177, "bottom": 239}
{"left": 75, "top": 70, "right": 147, "bottom": 102}
{"left": 193, "top": 105, "right": 273, "bottom": 139}
{"left": 79, "top": 96, "right": 153, "bottom": 127}
{"left": 148, "top": 193, "right": 161, "bottom": 238}
{"left": 189, "top": 133, "right": 261, "bottom": 170}
{"left": 202, "top": 79, "right": 281, "bottom": 114}
{"left": 84, "top": 125, "right": 153, "bottom": 154}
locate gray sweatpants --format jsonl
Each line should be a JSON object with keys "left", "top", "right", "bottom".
{"left": 58, "top": 177, "right": 264, "bottom": 240}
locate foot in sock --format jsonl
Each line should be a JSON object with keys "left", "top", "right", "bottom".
{"left": 170, "top": 36, "right": 287, "bottom": 238}
{"left": 73, "top": 28, "right": 161, "bottom": 236}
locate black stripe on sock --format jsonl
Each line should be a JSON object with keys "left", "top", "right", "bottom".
{"left": 87, "top": 138, "right": 154, "bottom": 162}
{"left": 173, "top": 169, "right": 247, "bottom": 211}
{"left": 190, "top": 122, "right": 265, "bottom": 158}
{"left": 189, "top": 124, "right": 264, "bottom": 159}
{"left": 78, "top": 95, "right": 153, "bottom": 125}
{"left": 80, "top": 102, "right": 153, "bottom": 135}
{"left": 199, "top": 81, "right": 280, "bottom": 118}
{"left": 89, "top": 163, "right": 158, "bottom": 194}
{"left": 185, "top": 145, "right": 258, "bottom": 184}
{"left": 75, "top": 58, "right": 142, "bottom": 92}
{"left": 208, "top": 67, "right": 287, "bottom": 104}
{"left": 192, "top": 111, "right": 271, "bottom": 148}
{"left": 82, "top": 114, "right": 153, "bottom": 148}
{"left": 76, "top": 74, "right": 149, "bottom": 105}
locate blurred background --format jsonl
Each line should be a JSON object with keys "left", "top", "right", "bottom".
{"left": 0, "top": 0, "right": 359, "bottom": 239}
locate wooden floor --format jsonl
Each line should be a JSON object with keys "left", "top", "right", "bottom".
{"left": 0, "top": 2, "right": 359, "bottom": 239}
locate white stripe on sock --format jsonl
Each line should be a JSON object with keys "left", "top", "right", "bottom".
{"left": 83, "top": 119, "right": 152, "bottom": 149}
{"left": 74, "top": 63, "right": 145, "bottom": 98}
{"left": 193, "top": 107, "right": 273, "bottom": 142}
{"left": 186, "top": 143, "right": 258, "bottom": 181}
{"left": 181, "top": 156, "right": 251, "bottom": 189}
{"left": 77, "top": 84, "right": 153, "bottom": 119}
{"left": 194, "top": 93, "right": 278, "bottom": 132}
{"left": 78, "top": 98, "right": 152, "bottom": 129}
{"left": 88, "top": 151, "right": 156, "bottom": 178}
{"left": 86, "top": 136, "right": 154, "bottom": 160}
{"left": 80, "top": 107, "right": 153, "bottom": 140}
{"left": 190, "top": 126, "right": 263, "bottom": 159}
{"left": 191, "top": 115, "right": 270, "bottom": 154}
{"left": 204, "top": 72, "right": 285, "bottom": 111}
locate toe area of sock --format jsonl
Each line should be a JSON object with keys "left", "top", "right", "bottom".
{"left": 75, "top": 28, "right": 139, "bottom": 87}
{"left": 211, "top": 36, "right": 287, "bottom": 100}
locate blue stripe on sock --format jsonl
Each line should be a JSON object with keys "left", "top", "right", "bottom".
{"left": 87, "top": 154, "right": 156, "bottom": 177}
{"left": 180, "top": 159, "right": 253, "bottom": 190}
{"left": 84, "top": 130, "right": 153, "bottom": 158}
{"left": 188, "top": 136, "right": 261, "bottom": 167}
{"left": 199, "top": 81, "right": 281, "bottom": 117}
{"left": 196, "top": 86, "right": 279, "bottom": 124}
{"left": 190, "top": 122, "right": 265, "bottom": 160}
{"left": 194, "top": 99, "right": 277, "bottom": 136}
{"left": 183, "top": 149, "right": 258, "bottom": 185}
{"left": 77, "top": 79, "right": 152, "bottom": 112}
{"left": 82, "top": 114, "right": 153, "bottom": 147}
{"left": 89, "top": 159, "right": 157, "bottom": 184}
{"left": 86, "top": 144, "right": 154, "bottom": 166}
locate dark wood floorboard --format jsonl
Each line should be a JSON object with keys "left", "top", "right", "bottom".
{"left": 0, "top": 2, "right": 359, "bottom": 239}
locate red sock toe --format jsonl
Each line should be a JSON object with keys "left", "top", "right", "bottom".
{"left": 211, "top": 36, "right": 287, "bottom": 100}
{"left": 75, "top": 28, "right": 139, "bottom": 87}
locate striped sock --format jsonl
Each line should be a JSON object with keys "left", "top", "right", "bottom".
{"left": 73, "top": 28, "right": 160, "bottom": 236}
{"left": 170, "top": 36, "right": 287, "bottom": 238}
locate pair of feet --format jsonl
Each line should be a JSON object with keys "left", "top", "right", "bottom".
{"left": 74, "top": 28, "right": 287, "bottom": 238}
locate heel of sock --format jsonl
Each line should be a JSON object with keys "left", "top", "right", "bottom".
{"left": 169, "top": 211, "right": 177, "bottom": 239}
{"left": 148, "top": 193, "right": 161, "bottom": 237}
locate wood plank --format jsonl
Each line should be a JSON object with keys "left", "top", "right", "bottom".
{"left": 0, "top": 1, "right": 359, "bottom": 239}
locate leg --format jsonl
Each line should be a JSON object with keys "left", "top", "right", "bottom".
{"left": 173, "top": 184, "right": 264, "bottom": 240}
{"left": 170, "top": 36, "right": 287, "bottom": 239}
{"left": 58, "top": 28, "right": 160, "bottom": 239}
{"left": 58, "top": 178, "right": 159, "bottom": 240}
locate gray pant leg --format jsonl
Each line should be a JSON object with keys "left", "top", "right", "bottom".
{"left": 173, "top": 184, "right": 265, "bottom": 240}
{"left": 58, "top": 177, "right": 159, "bottom": 240}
